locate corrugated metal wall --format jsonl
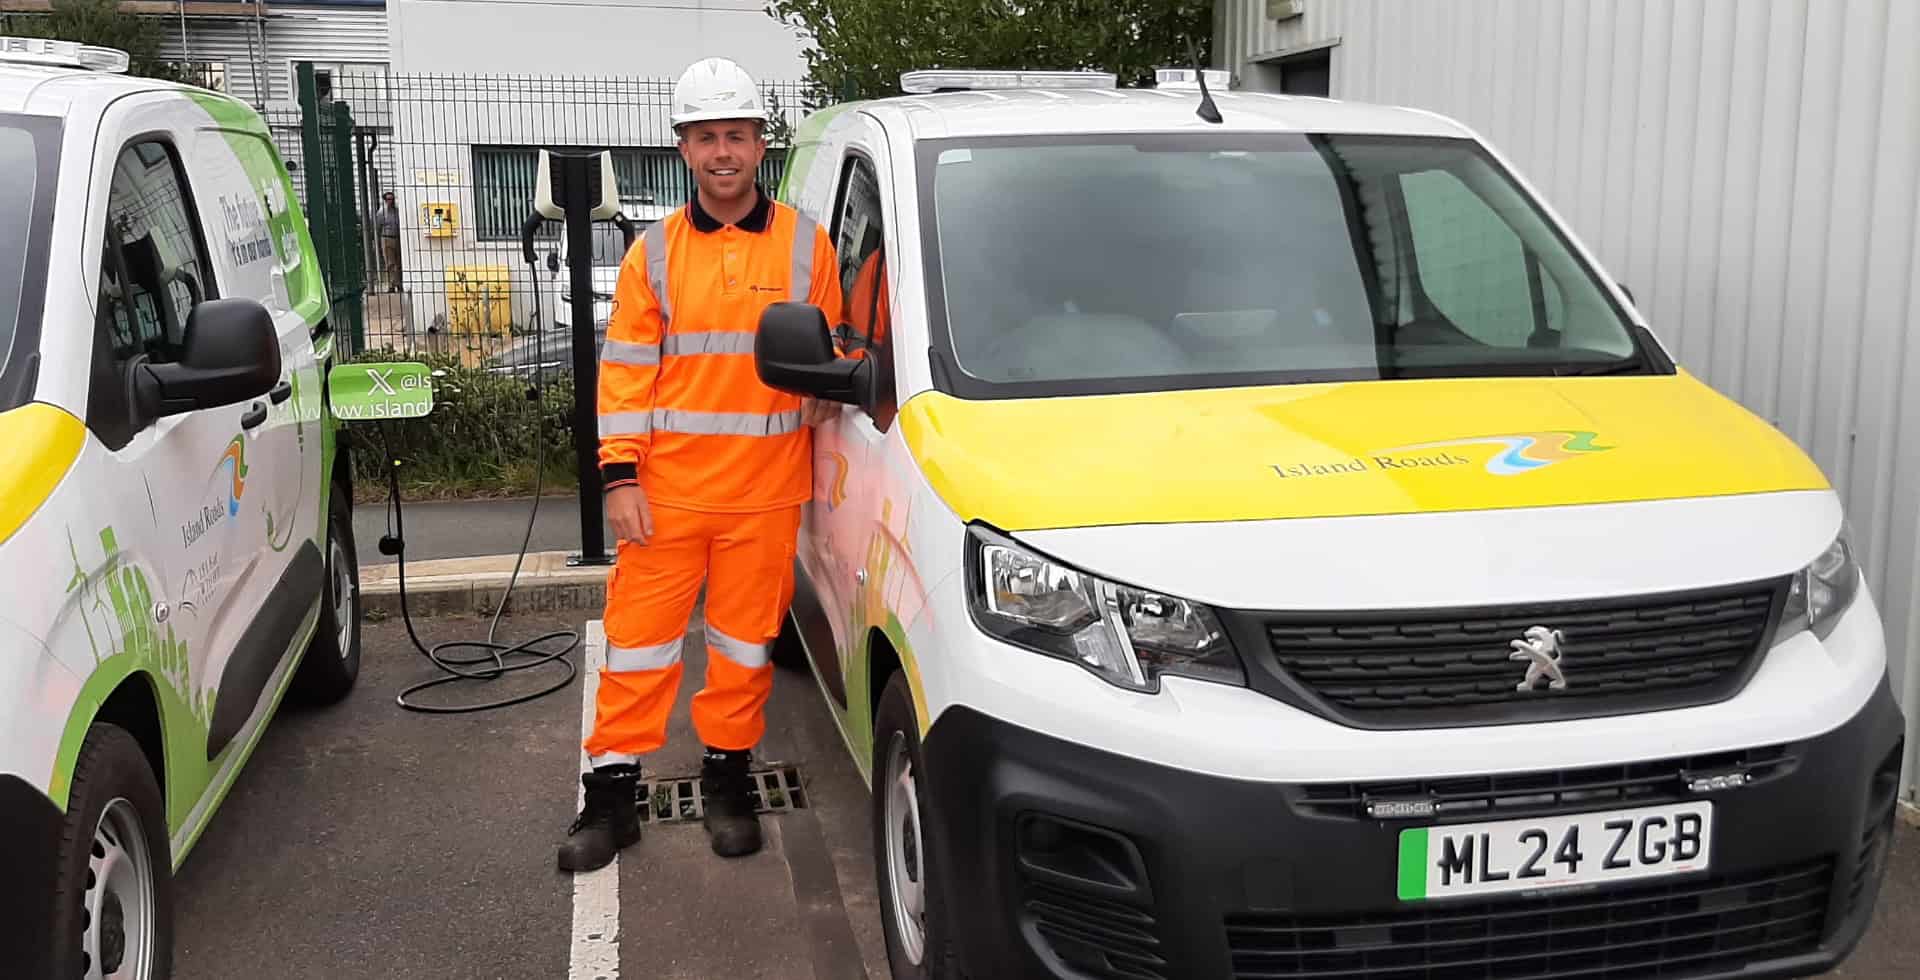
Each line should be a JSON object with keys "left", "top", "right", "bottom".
{"left": 1218, "top": 0, "right": 1920, "bottom": 802}
{"left": 157, "top": 4, "right": 397, "bottom": 317}
{"left": 156, "top": 4, "right": 389, "bottom": 107}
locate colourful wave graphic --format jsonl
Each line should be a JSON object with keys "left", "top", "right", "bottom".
{"left": 1381, "top": 430, "right": 1613, "bottom": 476}
{"left": 827, "top": 451, "right": 850, "bottom": 509}
{"left": 217, "top": 437, "right": 249, "bottom": 515}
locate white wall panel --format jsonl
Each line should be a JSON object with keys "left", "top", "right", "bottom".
{"left": 1218, "top": 0, "right": 1920, "bottom": 800}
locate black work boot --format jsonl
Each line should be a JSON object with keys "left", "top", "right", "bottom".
{"left": 701, "top": 748, "right": 763, "bottom": 858}
{"left": 558, "top": 763, "right": 642, "bottom": 872}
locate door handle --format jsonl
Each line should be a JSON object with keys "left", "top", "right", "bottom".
{"left": 268, "top": 379, "right": 293, "bottom": 404}
{"left": 240, "top": 402, "right": 268, "bottom": 430}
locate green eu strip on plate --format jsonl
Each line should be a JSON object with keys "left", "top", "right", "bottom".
{"left": 328, "top": 362, "right": 434, "bottom": 421}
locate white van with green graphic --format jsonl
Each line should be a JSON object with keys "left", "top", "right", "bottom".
{"left": 0, "top": 39, "right": 362, "bottom": 977}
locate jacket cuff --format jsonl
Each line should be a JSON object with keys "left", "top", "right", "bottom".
{"left": 601, "top": 461, "right": 638, "bottom": 491}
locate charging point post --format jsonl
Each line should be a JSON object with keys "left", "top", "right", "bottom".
{"left": 533, "top": 149, "right": 624, "bottom": 568}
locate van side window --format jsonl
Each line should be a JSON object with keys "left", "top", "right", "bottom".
{"left": 828, "top": 152, "right": 895, "bottom": 429}
{"left": 89, "top": 139, "right": 218, "bottom": 448}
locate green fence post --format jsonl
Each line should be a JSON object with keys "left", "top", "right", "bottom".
{"left": 330, "top": 100, "right": 366, "bottom": 352}
{"left": 296, "top": 62, "right": 329, "bottom": 288}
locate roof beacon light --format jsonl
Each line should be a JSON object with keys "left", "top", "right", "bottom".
{"left": 1154, "top": 68, "right": 1230, "bottom": 91}
{"left": 0, "top": 36, "right": 130, "bottom": 73}
{"left": 900, "top": 69, "right": 1117, "bottom": 94}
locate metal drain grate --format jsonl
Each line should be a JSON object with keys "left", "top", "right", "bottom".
{"left": 636, "top": 765, "right": 808, "bottom": 824}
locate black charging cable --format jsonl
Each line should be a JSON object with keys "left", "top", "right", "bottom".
{"left": 374, "top": 213, "right": 584, "bottom": 714}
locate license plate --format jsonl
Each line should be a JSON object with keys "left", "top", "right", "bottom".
{"left": 1397, "top": 802, "right": 1712, "bottom": 901}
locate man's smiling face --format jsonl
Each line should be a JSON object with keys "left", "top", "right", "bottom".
{"left": 678, "top": 119, "right": 766, "bottom": 204}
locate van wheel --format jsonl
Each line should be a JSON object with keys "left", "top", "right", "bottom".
{"left": 291, "top": 480, "right": 361, "bottom": 704}
{"left": 770, "top": 611, "right": 807, "bottom": 672}
{"left": 50, "top": 724, "right": 173, "bottom": 980}
{"left": 873, "top": 672, "right": 955, "bottom": 980}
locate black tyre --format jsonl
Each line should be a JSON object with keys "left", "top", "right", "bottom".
{"left": 770, "top": 609, "right": 808, "bottom": 672}
{"left": 49, "top": 724, "right": 173, "bottom": 980}
{"left": 290, "top": 479, "right": 361, "bottom": 704}
{"left": 872, "top": 671, "right": 956, "bottom": 979}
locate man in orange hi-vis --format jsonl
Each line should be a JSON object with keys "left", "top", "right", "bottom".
{"left": 558, "top": 56, "right": 842, "bottom": 872}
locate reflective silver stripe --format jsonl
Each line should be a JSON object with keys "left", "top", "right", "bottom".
{"left": 598, "top": 411, "right": 653, "bottom": 438}
{"left": 653, "top": 408, "right": 802, "bottom": 438}
{"left": 707, "top": 627, "right": 770, "bottom": 669}
{"left": 790, "top": 212, "right": 817, "bottom": 301}
{"left": 601, "top": 339, "right": 660, "bottom": 366}
{"left": 606, "top": 638, "right": 683, "bottom": 672}
{"left": 643, "top": 221, "right": 671, "bottom": 324}
{"left": 662, "top": 331, "right": 756, "bottom": 357}
{"left": 589, "top": 752, "right": 640, "bottom": 768}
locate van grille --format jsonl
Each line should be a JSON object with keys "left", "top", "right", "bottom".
{"left": 1261, "top": 580, "right": 1785, "bottom": 726}
{"left": 1226, "top": 859, "right": 1833, "bottom": 980}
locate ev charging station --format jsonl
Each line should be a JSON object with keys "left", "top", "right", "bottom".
{"left": 526, "top": 148, "right": 634, "bottom": 568}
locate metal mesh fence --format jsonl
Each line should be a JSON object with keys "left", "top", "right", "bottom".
{"left": 313, "top": 71, "right": 813, "bottom": 368}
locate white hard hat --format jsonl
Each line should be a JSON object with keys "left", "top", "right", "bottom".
{"left": 671, "top": 57, "right": 768, "bottom": 129}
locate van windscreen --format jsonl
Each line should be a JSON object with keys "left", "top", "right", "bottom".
{"left": 916, "top": 133, "right": 1662, "bottom": 398}
{"left": 0, "top": 114, "right": 59, "bottom": 411}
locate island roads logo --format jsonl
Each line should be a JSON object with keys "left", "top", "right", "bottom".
{"left": 183, "top": 437, "right": 248, "bottom": 549}
{"left": 1375, "top": 431, "right": 1613, "bottom": 476}
{"left": 217, "top": 436, "right": 248, "bottom": 515}
{"left": 1270, "top": 431, "right": 1613, "bottom": 481}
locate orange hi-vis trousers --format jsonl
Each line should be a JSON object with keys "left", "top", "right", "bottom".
{"left": 584, "top": 503, "right": 802, "bottom": 767}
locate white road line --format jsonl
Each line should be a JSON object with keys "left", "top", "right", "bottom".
{"left": 570, "top": 619, "right": 621, "bottom": 980}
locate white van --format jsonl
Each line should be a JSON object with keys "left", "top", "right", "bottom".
{"left": 0, "top": 39, "right": 360, "bottom": 978}
{"left": 757, "top": 70, "right": 1905, "bottom": 979}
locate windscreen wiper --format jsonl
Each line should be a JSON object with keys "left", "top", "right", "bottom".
{"left": 1554, "top": 357, "right": 1646, "bottom": 376}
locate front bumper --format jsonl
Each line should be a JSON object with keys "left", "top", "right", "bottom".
{"left": 918, "top": 674, "right": 1906, "bottom": 980}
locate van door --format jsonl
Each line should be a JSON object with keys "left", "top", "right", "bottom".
{"left": 83, "top": 95, "right": 315, "bottom": 771}
{"left": 178, "top": 101, "right": 325, "bottom": 759}
{"left": 800, "top": 134, "right": 902, "bottom": 712}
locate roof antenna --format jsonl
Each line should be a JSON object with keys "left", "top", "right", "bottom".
{"left": 1187, "top": 36, "right": 1223, "bottom": 124}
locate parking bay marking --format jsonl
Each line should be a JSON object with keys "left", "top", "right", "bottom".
{"left": 570, "top": 620, "right": 620, "bottom": 980}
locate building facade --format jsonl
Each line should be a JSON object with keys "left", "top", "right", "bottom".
{"left": 1214, "top": 0, "right": 1920, "bottom": 805}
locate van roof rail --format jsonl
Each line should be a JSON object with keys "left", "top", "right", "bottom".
{"left": 899, "top": 69, "right": 1116, "bottom": 94}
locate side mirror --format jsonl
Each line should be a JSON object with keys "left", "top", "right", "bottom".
{"left": 754, "top": 302, "right": 869, "bottom": 406}
{"left": 135, "top": 298, "right": 282, "bottom": 419}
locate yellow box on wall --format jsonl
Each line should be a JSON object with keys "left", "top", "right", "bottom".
{"left": 420, "top": 202, "right": 459, "bottom": 237}
{"left": 445, "top": 264, "right": 511, "bottom": 340}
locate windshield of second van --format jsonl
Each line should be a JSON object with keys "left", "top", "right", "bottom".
{"left": 919, "top": 133, "right": 1657, "bottom": 396}
{"left": 0, "top": 115, "right": 58, "bottom": 410}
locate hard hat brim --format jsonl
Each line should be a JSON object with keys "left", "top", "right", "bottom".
{"left": 671, "top": 108, "right": 771, "bottom": 128}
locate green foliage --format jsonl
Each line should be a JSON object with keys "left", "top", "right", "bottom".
{"left": 345, "top": 349, "right": 579, "bottom": 502}
{"left": 1, "top": 0, "right": 191, "bottom": 83}
{"left": 761, "top": 84, "right": 797, "bottom": 147}
{"left": 763, "top": 0, "right": 1214, "bottom": 106}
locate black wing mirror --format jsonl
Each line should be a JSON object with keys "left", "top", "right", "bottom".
{"left": 754, "top": 302, "right": 868, "bottom": 406}
{"left": 134, "top": 297, "right": 282, "bottom": 420}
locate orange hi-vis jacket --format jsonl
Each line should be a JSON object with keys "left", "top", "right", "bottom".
{"left": 597, "top": 190, "right": 842, "bottom": 513}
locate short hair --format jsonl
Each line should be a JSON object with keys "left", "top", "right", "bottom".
{"left": 675, "top": 118, "right": 767, "bottom": 142}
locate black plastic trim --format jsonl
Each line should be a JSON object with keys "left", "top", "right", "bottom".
{"left": 916, "top": 674, "right": 1904, "bottom": 979}
{"left": 788, "top": 558, "right": 848, "bottom": 708}
{"left": 0, "top": 775, "right": 62, "bottom": 977}
{"left": 207, "top": 539, "right": 324, "bottom": 758}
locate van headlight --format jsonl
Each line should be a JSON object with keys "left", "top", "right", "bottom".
{"left": 964, "top": 527, "right": 1243, "bottom": 692}
{"left": 1777, "top": 531, "right": 1861, "bottom": 644}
